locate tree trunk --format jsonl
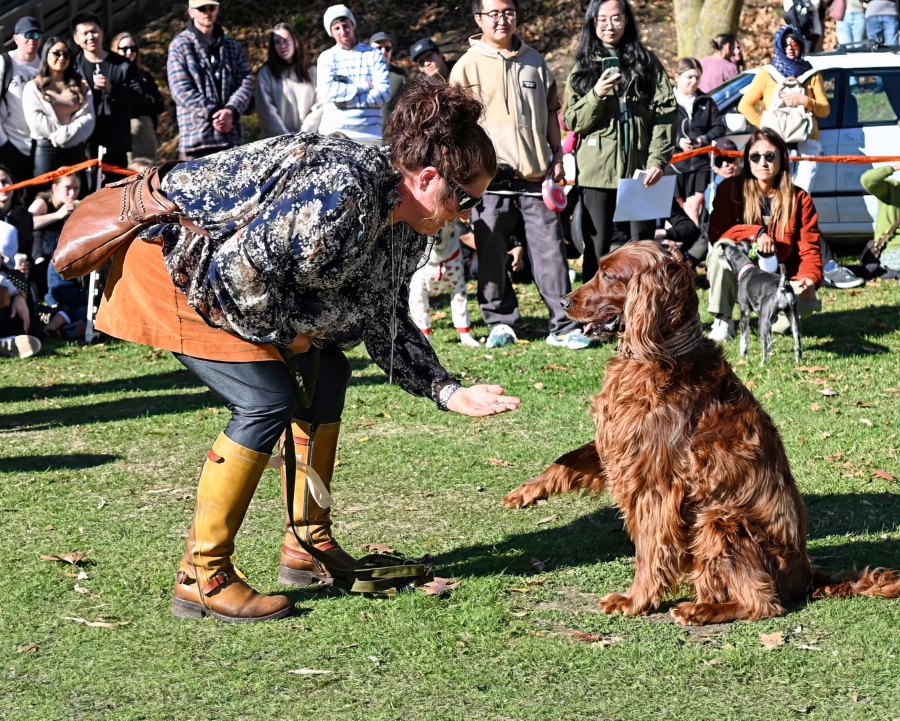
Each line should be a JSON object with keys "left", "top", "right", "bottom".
{"left": 675, "top": 0, "right": 744, "bottom": 58}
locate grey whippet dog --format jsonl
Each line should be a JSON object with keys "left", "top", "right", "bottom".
{"left": 719, "top": 243, "right": 802, "bottom": 365}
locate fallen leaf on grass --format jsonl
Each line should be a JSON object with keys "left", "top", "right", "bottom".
{"left": 824, "top": 453, "right": 844, "bottom": 462}
{"left": 430, "top": 311, "right": 447, "bottom": 321}
{"left": 810, "top": 403, "right": 821, "bottom": 412}
{"left": 530, "top": 557, "right": 549, "bottom": 571}
{"left": 420, "top": 577, "right": 460, "bottom": 596}
{"left": 489, "top": 458, "right": 513, "bottom": 467}
{"left": 534, "top": 382, "right": 545, "bottom": 390}
{"left": 860, "top": 419, "right": 873, "bottom": 426}
{"left": 819, "top": 388, "right": 839, "bottom": 396}
{"left": 856, "top": 401, "right": 874, "bottom": 408}
{"left": 44, "top": 525, "right": 53, "bottom": 531}
{"left": 507, "top": 587, "right": 531, "bottom": 594}
{"left": 368, "top": 656, "right": 381, "bottom": 665}
{"left": 763, "top": 391, "right": 773, "bottom": 398}
{"left": 16, "top": 643, "right": 38, "bottom": 653}
{"left": 63, "top": 616, "right": 129, "bottom": 628}
{"left": 510, "top": 611, "right": 528, "bottom": 617}
{"left": 360, "top": 542, "right": 395, "bottom": 554}
{"left": 288, "top": 668, "right": 333, "bottom": 675}
{"left": 759, "top": 631, "right": 785, "bottom": 649}
{"left": 571, "top": 631, "right": 622, "bottom": 647}
{"left": 873, "top": 469, "right": 897, "bottom": 482}
{"left": 796, "top": 365, "right": 829, "bottom": 373}
{"left": 40, "top": 552, "right": 88, "bottom": 565}
{"left": 537, "top": 514, "right": 558, "bottom": 525}
{"left": 357, "top": 436, "right": 370, "bottom": 443}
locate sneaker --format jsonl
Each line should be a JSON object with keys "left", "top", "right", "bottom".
{"left": 707, "top": 317, "right": 735, "bottom": 342}
{"left": 458, "top": 331, "right": 480, "bottom": 348}
{"left": 822, "top": 262, "right": 864, "bottom": 289}
{"left": 0, "top": 335, "right": 41, "bottom": 358}
{"left": 485, "top": 324, "right": 517, "bottom": 349}
{"left": 546, "top": 330, "right": 593, "bottom": 350}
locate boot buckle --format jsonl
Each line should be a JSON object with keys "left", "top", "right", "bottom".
{"left": 201, "top": 570, "right": 230, "bottom": 596}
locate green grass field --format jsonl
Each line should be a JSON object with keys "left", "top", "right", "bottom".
{"left": 2, "top": 274, "right": 900, "bottom": 721}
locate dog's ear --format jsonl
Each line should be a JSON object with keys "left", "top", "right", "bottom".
{"left": 623, "top": 255, "right": 697, "bottom": 363}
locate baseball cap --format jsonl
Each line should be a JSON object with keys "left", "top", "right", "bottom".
{"left": 409, "top": 37, "right": 439, "bottom": 62}
{"left": 714, "top": 138, "right": 739, "bottom": 166}
{"left": 188, "top": 0, "right": 219, "bottom": 7}
{"left": 369, "top": 31, "right": 392, "bottom": 45}
{"left": 14, "top": 16, "right": 42, "bottom": 35}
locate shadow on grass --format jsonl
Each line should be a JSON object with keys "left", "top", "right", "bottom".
{"left": 432, "top": 493, "right": 900, "bottom": 578}
{"left": 803, "top": 304, "right": 900, "bottom": 356}
{"left": 0, "top": 390, "right": 214, "bottom": 432}
{"left": 0, "top": 453, "right": 120, "bottom": 473}
{"left": 2, "top": 369, "right": 203, "bottom": 404}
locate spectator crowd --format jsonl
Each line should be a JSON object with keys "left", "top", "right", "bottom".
{"left": 2, "top": 0, "right": 899, "bottom": 359}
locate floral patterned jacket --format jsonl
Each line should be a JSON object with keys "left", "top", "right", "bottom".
{"left": 142, "top": 133, "right": 460, "bottom": 406}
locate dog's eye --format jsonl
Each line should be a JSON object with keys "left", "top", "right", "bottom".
{"left": 602, "top": 273, "right": 612, "bottom": 281}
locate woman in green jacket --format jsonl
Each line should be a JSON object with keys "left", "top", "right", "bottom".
{"left": 565, "top": 0, "right": 676, "bottom": 281}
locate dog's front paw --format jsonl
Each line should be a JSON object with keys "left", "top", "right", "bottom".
{"left": 598, "top": 592, "right": 648, "bottom": 616}
{"left": 503, "top": 481, "right": 548, "bottom": 509}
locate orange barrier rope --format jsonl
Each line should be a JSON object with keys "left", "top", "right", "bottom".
{"left": 0, "top": 158, "right": 137, "bottom": 193}
{"left": 670, "top": 145, "right": 900, "bottom": 164}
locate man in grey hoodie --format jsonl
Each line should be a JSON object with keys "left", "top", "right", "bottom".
{"left": 450, "top": 0, "right": 590, "bottom": 350}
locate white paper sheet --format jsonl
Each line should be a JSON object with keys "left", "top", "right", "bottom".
{"left": 612, "top": 172, "right": 677, "bottom": 223}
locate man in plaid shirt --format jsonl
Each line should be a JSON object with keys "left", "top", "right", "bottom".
{"left": 316, "top": 4, "right": 391, "bottom": 144}
{"left": 167, "top": 0, "right": 253, "bottom": 160}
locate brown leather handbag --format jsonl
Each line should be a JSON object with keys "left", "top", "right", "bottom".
{"left": 51, "top": 162, "right": 209, "bottom": 280}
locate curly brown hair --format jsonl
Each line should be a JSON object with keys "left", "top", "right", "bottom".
{"left": 385, "top": 74, "right": 496, "bottom": 209}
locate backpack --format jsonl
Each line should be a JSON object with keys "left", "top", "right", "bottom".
{"left": 784, "top": 0, "right": 817, "bottom": 38}
{"left": 0, "top": 52, "right": 13, "bottom": 107}
{"left": 759, "top": 65, "right": 818, "bottom": 144}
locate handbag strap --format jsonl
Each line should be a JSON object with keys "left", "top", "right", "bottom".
{"left": 873, "top": 214, "right": 900, "bottom": 257}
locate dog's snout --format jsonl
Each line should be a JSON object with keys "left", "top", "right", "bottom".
{"left": 561, "top": 294, "right": 572, "bottom": 311}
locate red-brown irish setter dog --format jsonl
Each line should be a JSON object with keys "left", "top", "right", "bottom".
{"left": 505, "top": 242, "right": 900, "bottom": 625}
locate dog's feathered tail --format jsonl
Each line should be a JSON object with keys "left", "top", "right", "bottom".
{"left": 812, "top": 567, "right": 900, "bottom": 599}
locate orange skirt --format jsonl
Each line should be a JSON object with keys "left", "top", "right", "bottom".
{"left": 95, "top": 238, "right": 283, "bottom": 363}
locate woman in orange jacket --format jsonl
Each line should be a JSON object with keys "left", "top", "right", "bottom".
{"left": 706, "top": 128, "right": 823, "bottom": 341}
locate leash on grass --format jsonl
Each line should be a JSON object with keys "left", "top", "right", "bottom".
{"left": 279, "top": 348, "right": 429, "bottom": 593}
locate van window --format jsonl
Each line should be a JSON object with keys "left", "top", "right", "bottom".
{"left": 843, "top": 71, "right": 900, "bottom": 126}
{"left": 817, "top": 72, "right": 839, "bottom": 130}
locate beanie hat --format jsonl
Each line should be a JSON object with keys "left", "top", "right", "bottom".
{"left": 323, "top": 5, "right": 356, "bottom": 36}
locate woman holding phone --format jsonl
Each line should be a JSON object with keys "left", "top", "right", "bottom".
{"left": 564, "top": 0, "right": 676, "bottom": 281}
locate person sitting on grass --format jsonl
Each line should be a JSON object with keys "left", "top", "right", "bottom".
{"left": 706, "top": 127, "right": 822, "bottom": 342}
{"left": 860, "top": 161, "right": 900, "bottom": 279}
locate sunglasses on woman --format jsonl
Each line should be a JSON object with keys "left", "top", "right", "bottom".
{"left": 50, "top": 49, "right": 70, "bottom": 59}
{"left": 749, "top": 152, "right": 777, "bottom": 164}
{"left": 118, "top": 45, "right": 137, "bottom": 54}
{"left": 445, "top": 176, "right": 481, "bottom": 212}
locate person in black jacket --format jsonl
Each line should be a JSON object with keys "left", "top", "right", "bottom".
{"left": 669, "top": 57, "right": 725, "bottom": 226}
{"left": 111, "top": 32, "right": 166, "bottom": 163}
{"left": 72, "top": 12, "right": 143, "bottom": 185}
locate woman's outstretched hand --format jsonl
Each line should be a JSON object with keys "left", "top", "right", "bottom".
{"left": 447, "top": 384, "right": 521, "bottom": 417}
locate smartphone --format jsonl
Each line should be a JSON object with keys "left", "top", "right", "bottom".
{"left": 601, "top": 56, "right": 620, "bottom": 74}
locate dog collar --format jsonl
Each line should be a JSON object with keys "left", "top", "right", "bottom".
{"left": 618, "top": 315, "right": 703, "bottom": 358}
{"left": 661, "top": 314, "right": 704, "bottom": 357}
{"left": 737, "top": 262, "right": 755, "bottom": 282}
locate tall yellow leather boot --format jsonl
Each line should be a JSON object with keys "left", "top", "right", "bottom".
{"left": 278, "top": 420, "right": 357, "bottom": 585}
{"left": 172, "top": 433, "right": 293, "bottom": 622}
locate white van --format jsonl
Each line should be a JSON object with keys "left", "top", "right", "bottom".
{"left": 712, "top": 46, "right": 900, "bottom": 240}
